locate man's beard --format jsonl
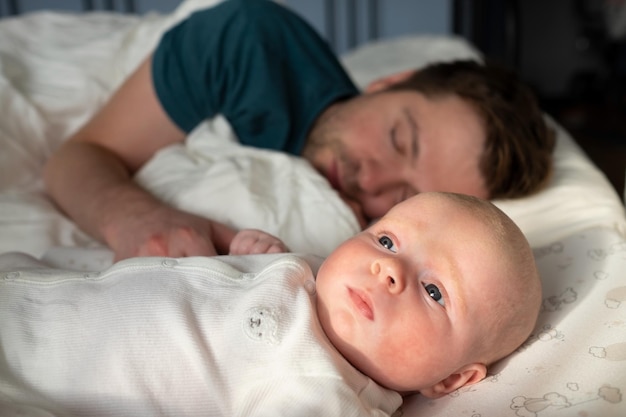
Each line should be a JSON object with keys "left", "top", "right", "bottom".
{"left": 336, "top": 148, "right": 360, "bottom": 198}
{"left": 303, "top": 130, "right": 361, "bottom": 199}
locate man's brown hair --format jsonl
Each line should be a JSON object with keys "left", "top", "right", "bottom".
{"left": 390, "top": 60, "right": 556, "bottom": 199}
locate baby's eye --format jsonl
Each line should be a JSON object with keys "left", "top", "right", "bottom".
{"left": 424, "top": 283, "right": 445, "bottom": 306}
{"left": 378, "top": 235, "right": 396, "bottom": 253}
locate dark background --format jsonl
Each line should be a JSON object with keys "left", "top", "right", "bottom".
{"left": 457, "top": 0, "right": 626, "bottom": 197}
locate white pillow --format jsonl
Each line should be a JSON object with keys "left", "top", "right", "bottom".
{"left": 493, "top": 116, "right": 626, "bottom": 247}
{"left": 341, "top": 36, "right": 626, "bottom": 247}
{"left": 342, "top": 34, "right": 484, "bottom": 90}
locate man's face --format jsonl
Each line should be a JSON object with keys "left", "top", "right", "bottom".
{"left": 303, "top": 91, "right": 488, "bottom": 220}
{"left": 314, "top": 193, "right": 509, "bottom": 394}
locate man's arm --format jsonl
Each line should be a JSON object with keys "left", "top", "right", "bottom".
{"left": 43, "top": 55, "right": 236, "bottom": 260}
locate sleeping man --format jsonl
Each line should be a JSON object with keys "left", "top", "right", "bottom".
{"left": 43, "top": 0, "right": 555, "bottom": 261}
{"left": 0, "top": 192, "right": 542, "bottom": 416}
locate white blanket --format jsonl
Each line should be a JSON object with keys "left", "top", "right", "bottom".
{"left": 134, "top": 116, "right": 361, "bottom": 257}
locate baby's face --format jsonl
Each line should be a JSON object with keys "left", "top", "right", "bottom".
{"left": 315, "top": 193, "right": 512, "bottom": 394}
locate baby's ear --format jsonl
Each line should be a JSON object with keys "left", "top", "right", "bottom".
{"left": 419, "top": 363, "right": 487, "bottom": 399}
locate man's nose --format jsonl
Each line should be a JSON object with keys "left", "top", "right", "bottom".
{"left": 356, "top": 165, "right": 397, "bottom": 216}
{"left": 371, "top": 258, "right": 406, "bottom": 294}
{"left": 357, "top": 161, "right": 386, "bottom": 195}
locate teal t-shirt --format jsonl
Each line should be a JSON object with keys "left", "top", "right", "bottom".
{"left": 152, "top": 0, "right": 359, "bottom": 155}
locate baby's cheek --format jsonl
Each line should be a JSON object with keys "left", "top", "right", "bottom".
{"left": 317, "top": 299, "right": 356, "bottom": 348}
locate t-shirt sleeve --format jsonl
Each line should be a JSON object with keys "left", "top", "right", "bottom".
{"left": 151, "top": 0, "right": 358, "bottom": 154}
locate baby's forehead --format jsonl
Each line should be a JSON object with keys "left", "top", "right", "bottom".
{"left": 390, "top": 193, "right": 493, "bottom": 224}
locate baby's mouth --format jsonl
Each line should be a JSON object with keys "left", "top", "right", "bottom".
{"left": 348, "top": 288, "right": 374, "bottom": 320}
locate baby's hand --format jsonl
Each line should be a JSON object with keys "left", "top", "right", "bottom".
{"left": 229, "top": 229, "right": 290, "bottom": 255}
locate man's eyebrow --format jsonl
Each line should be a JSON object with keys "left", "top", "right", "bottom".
{"left": 404, "top": 108, "right": 418, "bottom": 167}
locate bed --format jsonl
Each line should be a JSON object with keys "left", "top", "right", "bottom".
{"left": 0, "top": 0, "right": 625, "bottom": 416}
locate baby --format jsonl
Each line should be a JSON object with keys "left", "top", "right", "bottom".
{"left": 0, "top": 192, "right": 541, "bottom": 416}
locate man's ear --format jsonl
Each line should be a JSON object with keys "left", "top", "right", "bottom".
{"left": 364, "top": 69, "right": 417, "bottom": 93}
{"left": 419, "top": 363, "right": 487, "bottom": 399}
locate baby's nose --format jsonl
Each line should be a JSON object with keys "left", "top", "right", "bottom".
{"left": 372, "top": 258, "right": 406, "bottom": 294}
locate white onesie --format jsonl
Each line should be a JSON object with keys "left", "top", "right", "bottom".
{"left": 0, "top": 252, "right": 401, "bottom": 417}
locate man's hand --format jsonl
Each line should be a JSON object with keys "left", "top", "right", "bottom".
{"left": 229, "top": 229, "right": 289, "bottom": 255}
{"left": 106, "top": 205, "right": 238, "bottom": 261}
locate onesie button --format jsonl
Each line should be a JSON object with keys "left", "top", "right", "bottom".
{"left": 83, "top": 272, "right": 100, "bottom": 280}
{"left": 304, "top": 279, "right": 316, "bottom": 295}
{"left": 3, "top": 271, "right": 20, "bottom": 281}
{"left": 161, "top": 259, "right": 178, "bottom": 267}
{"left": 243, "top": 307, "right": 280, "bottom": 345}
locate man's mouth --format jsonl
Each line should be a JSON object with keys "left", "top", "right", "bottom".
{"left": 348, "top": 288, "right": 374, "bottom": 320}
